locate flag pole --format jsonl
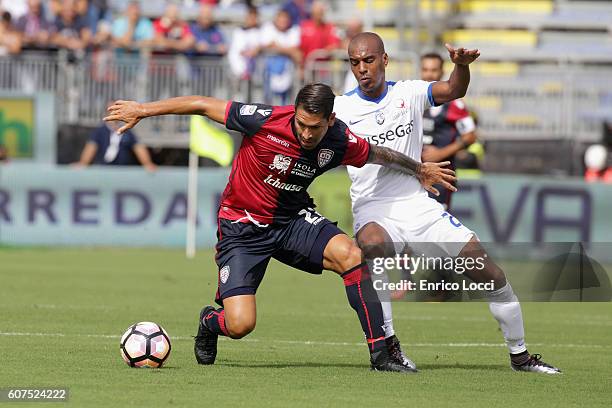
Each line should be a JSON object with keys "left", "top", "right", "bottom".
{"left": 186, "top": 150, "right": 198, "bottom": 259}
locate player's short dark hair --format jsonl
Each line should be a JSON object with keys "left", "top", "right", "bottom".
{"left": 295, "top": 83, "right": 336, "bottom": 119}
{"left": 421, "top": 52, "right": 444, "bottom": 67}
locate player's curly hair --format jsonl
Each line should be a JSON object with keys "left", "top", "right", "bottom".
{"left": 295, "top": 83, "right": 336, "bottom": 119}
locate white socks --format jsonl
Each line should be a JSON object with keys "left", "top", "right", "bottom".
{"left": 486, "top": 282, "right": 527, "bottom": 354}
{"left": 375, "top": 270, "right": 396, "bottom": 338}
{"left": 379, "top": 277, "right": 527, "bottom": 353}
{"left": 381, "top": 300, "right": 395, "bottom": 338}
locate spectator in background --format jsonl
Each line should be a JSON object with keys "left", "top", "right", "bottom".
{"left": 299, "top": 1, "right": 340, "bottom": 63}
{"left": 48, "top": 0, "right": 87, "bottom": 20}
{"left": 0, "top": 12, "right": 23, "bottom": 56}
{"left": 73, "top": 121, "right": 157, "bottom": 171}
{"left": 455, "top": 111, "right": 484, "bottom": 172}
{"left": 153, "top": 3, "right": 194, "bottom": 53}
{"left": 51, "top": 0, "right": 91, "bottom": 53}
{"left": 584, "top": 144, "right": 612, "bottom": 183}
{"left": 342, "top": 17, "right": 363, "bottom": 50}
{"left": 282, "top": 0, "right": 312, "bottom": 27}
{"left": 90, "top": 21, "right": 112, "bottom": 48}
{"left": 16, "top": 0, "right": 52, "bottom": 49}
{"left": 228, "top": 5, "right": 259, "bottom": 78}
{"left": 228, "top": 5, "right": 260, "bottom": 99}
{"left": 260, "top": 9, "right": 301, "bottom": 104}
{"left": 341, "top": 17, "right": 363, "bottom": 92}
{"left": 190, "top": 4, "right": 227, "bottom": 56}
{"left": 47, "top": 0, "right": 63, "bottom": 20}
{"left": 111, "top": 1, "right": 154, "bottom": 50}
{"left": 0, "top": 0, "right": 28, "bottom": 20}
{"left": 86, "top": 0, "right": 110, "bottom": 35}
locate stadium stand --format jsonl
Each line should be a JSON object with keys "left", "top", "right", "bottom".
{"left": 1, "top": 0, "right": 611, "bottom": 173}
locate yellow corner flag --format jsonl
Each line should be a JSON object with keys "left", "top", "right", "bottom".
{"left": 190, "top": 115, "right": 234, "bottom": 166}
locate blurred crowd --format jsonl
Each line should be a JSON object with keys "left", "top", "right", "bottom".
{"left": 0, "top": 0, "right": 231, "bottom": 56}
{"left": 0, "top": 0, "right": 362, "bottom": 165}
{"left": 0, "top": 0, "right": 358, "bottom": 104}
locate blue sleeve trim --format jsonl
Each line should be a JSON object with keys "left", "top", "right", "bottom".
{"left": 427, "top": 82, "right": 438, "bottom": 107}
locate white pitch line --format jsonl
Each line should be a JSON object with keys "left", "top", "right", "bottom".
{"left": 4, "top": 304, "right": 611, "bottom": 326}
{"left": 0, "top": 332, "right": 608, "bottom": 349}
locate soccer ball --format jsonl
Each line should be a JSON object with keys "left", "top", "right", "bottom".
{"left": 120, "top": 322, "right": 171, "bottom": 368}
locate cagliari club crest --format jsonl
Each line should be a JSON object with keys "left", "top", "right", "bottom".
{"left": 317, "top": 149, "right": 334, "bottom": 168}
{"left": 219, "top": 265, "right": 230, "bottom": 284}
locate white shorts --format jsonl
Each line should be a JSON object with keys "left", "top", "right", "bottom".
{"left": 352, "top": 194, "right": 476, "bottom": 258}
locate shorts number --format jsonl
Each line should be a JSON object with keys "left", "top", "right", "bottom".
{"left": 299, "top": 208, "right": 324, "bottom": 225}
{"left": 441, "top": 212, "right": 462, "bottom": 228}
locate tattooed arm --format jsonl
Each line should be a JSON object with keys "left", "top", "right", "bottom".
{"left": 367, "top": 144, "right": 457, "bottom": 196}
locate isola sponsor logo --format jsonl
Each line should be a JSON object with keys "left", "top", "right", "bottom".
{"left": 263, "top": 175, "right": 304, "bottom": 192}
{"left": 365, "top": 119, "right": 414, "bottom": 146}
{"left": 291, "top": 162, "right": 317, "bottom": 178}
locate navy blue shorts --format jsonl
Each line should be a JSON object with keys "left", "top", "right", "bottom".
{"left": 214, "top": 208, "right": 344, "bottom": 305}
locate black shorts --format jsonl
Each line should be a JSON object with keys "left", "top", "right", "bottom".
{"left": 428, "top": 183, "right": 454, "bottom": 210}
{"left": 214, "top": 208, "right": 344, "bottom": 305}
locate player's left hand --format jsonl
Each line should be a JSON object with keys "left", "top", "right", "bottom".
{"left": 104, "top": 100, "right": 144, "bottom": 134}
{"left": 418, "top": 161, "right": 457, "bottom": 196}
{"left": 445, "top": 43, "right": 480, "bottom": 66}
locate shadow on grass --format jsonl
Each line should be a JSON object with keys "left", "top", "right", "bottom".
{"left": 417, "top": 363, "right": 508, "bottom": 371}
{"left": 216, "top": 361, "right": 367, "bottom": 369}
{"left": 206, "top": 360, "right": 508, "bottom": 371}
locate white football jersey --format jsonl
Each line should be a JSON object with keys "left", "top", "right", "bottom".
{"left": 334, "top": 80, "right": 435, "bottom": 209}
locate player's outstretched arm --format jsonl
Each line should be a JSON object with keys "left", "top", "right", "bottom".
{"left": 368, "top": 145, "right": 457, "bottom": 196}
{"left": 431, "top": 44, "right": 480, "bottom": 105}
{"left": 104, "top": 96, "right": 229, "bottom": 134}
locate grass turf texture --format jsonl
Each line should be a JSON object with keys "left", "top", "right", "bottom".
{"left": 1, "top": 248, "right": 610, "bottom": 407}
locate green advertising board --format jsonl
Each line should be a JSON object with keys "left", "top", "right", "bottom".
{"left": 0, "top": 98, "right": 34, "bottom": 158}
{"left": 0, "top": 93, "right": 55, "bottom": 164}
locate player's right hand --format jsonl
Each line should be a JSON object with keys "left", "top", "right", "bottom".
{"left": 418, "top": 161, "right": 457, "bottom": 196}
{"left": 445, "top": 43, "right": 480, "bottom": 66}
{"left": 104, "top": 100, "right": 144, "bottom": 134}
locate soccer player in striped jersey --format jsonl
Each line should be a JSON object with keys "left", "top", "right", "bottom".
{"left": 105, "top": 83, "right": 456, "bottom": 373}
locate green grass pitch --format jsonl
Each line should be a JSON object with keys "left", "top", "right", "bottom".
{"left": 1, "top": 247, "right": 611, "bottom": 407}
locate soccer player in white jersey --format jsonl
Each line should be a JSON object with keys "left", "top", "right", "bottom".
{"left": 334, "top": 32, "right": 561, "bottom": 374}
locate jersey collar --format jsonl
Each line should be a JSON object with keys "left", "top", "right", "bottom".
{"left": 350, "top": 81, "right": 395, "bottom": 104}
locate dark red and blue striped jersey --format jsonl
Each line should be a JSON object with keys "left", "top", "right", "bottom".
{"left": 422, "top": 99, "right": 475, "bottom": 170}
{"left": 220, "top": 101, "right": 370, "bottom": 226}
{"left": 422, "top": 99, "right": 475, "bottom": 209}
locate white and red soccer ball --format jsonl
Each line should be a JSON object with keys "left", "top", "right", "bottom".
{"left": 120, "top": 322, "right": 171, "bottom": 368}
